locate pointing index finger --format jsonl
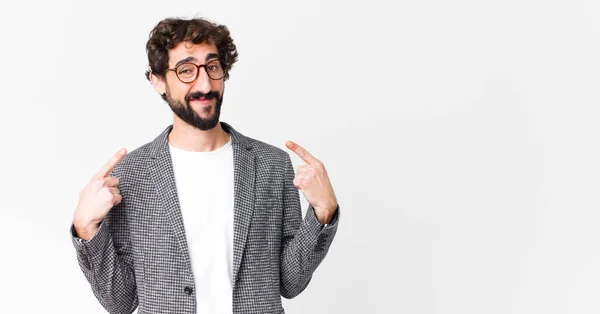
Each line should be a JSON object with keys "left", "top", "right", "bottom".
{"left": 286, "top": 141, "right": 317, "bottom": 164}
{"left": 95, "top": 148, "right": 127, "bottom": 179}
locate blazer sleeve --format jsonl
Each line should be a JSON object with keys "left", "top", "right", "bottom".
{"left": 279, "top": 153, "right": 340, "bottom": 299}
{"left": 70, "top": 168, "right": 138, "bottom": 314}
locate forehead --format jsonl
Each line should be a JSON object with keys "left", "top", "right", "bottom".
{"left": 168, "top": 41, "right": 218, "bottom": 66}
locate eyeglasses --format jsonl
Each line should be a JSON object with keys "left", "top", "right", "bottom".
{"left": 167, "top": 59, "right": 225, "bottom": 83}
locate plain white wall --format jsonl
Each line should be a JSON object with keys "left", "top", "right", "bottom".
{"left": 0, "top": 0, "right": 599, "bottom": 313}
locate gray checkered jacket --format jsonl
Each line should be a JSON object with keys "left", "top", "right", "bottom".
{"left": 70, "top": 122, "right": 339, "bottom": 314}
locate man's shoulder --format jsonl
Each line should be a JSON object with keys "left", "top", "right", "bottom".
{"left": 244, "top": 136, "right": 290, "bottom": 163}
{"left": 122, "top": 142, "right": 153, "bottom": 165}
{"left": 114, "top": 143, "right": 151, "bottom": 176}
{"left": 246, "top": 136, "right": 285, "bottom": 153}
{"left": 226, "top": 122, "right": 292, "bottom": 168}
{"left": 114, "top": 124, "right": 173, "bottom": 171}
{"left": 111, "top": 138, "right": 156, "bottom": 178}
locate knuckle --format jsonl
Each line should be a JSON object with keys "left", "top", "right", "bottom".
{"left": 102, "top": 188, "right": 113, "bottom": 198}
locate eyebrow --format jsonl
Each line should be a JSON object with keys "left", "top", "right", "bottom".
{"left": 174, "top": 56, "right": 196, "bottom": 69}
{"left": 205, "top": 53, "right": 220, "bottom": 62}
{"left": 173, "top": 53, "right": 221, "bottom": 68}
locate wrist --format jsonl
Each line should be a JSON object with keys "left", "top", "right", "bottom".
{"left": 313, "top": 204, "right": 337, "bottom": 225}
{"left": 73, "top": 216, "right": 100, "bottom": 241}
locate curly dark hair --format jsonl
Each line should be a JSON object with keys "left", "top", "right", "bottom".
{"left": 145, "top": 17, "right": 238, "bottom": 81}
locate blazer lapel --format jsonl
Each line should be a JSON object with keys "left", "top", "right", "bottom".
{"left": 223, "top": 122, "right": 256, "bottom": 288}
{"left": 147, "top": 125, "right": 194, "bottom": 278}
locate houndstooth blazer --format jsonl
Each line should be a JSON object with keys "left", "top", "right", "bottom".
{"left": 70, "top": 122, "right": 339, "bottom": 314}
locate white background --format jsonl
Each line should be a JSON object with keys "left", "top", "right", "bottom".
{"left": 0, "top": 0, "right": 599, "bottom": 313}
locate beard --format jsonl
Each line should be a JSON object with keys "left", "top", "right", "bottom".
{"left": 165, "top": 88, "right": 223, "bottom": 131}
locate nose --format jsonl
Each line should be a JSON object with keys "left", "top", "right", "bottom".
{"left": 192, "top": 67, "right": 212, "bottom": 93}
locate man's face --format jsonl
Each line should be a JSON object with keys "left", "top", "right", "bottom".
{"left": 160, "top": 41, "right": 225, "bottom": 130}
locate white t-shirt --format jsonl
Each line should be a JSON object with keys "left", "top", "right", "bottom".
{"left": 169, "top": 137, "right": 234, "bottom": 314}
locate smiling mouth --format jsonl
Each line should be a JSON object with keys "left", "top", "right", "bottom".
{"left": 189, "top": 97, "right": 214, "bottom": 105}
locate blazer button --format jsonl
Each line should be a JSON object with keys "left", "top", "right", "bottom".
{"left": 184, "top": 286, "right": 193, "bottom": 295}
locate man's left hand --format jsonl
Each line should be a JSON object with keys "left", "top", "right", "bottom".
{"left": 286, "top": 140, "right": 338, "bottom": 225}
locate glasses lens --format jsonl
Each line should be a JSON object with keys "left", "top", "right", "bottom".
{"left": 206, "top": 60, "right": 224, "bottom": 79}
{"left": 177, "top": 64, "right": 197, "bottom": 82}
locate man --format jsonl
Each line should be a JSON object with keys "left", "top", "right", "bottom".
{"left": 70, "top": 17, "right": 339, "bottom": 314}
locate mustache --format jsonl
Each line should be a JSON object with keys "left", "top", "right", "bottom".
{"left": 185, "top": 91, "right": 220, "bottom": 102}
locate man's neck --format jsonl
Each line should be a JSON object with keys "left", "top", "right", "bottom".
{"left": 168, "top": 118, "right": 230, "bottom": 152}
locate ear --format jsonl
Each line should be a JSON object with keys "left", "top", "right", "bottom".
{"left": 149, "top": 71, "right": 167, "bottom": 96}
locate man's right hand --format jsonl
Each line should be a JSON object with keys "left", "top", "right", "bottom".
{"left": 73, "top": 148, "right": 127, "bottom": 240}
